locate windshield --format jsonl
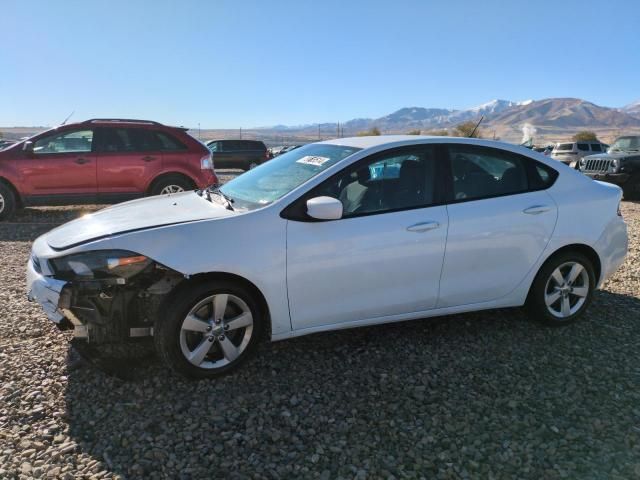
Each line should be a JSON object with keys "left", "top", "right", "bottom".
{"left": 220, "top": 143, "right": 361, "bottom": 210}
{"left": 610, "top": 136, "right": 640, "bottom": 152}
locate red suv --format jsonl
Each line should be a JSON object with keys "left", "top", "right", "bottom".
{"left": 0, "top": 119, "right": 217, "bottom": 220}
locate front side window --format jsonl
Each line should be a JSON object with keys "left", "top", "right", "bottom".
{"left": 220, "top": 144, "right": 360, "bottom": 210}
{"left": 448, "top": 145, "right": 528, "bottom": 201}
{"left": 33, "top": 129, "right": 93, "bottom": 154}
{"left": 312, "top": 147, "right": 437, "bottom": 217}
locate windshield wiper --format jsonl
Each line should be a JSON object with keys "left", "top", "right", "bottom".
{"left": 208, "top": 187, "right": 235, "bottom": 211}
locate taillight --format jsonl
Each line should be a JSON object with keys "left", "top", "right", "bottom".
{"left": 200, "top": 153, "right": 213, "bottom": 170}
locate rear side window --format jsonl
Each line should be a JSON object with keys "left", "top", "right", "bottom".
{"left": 556, "top": 143, "right": 574, "bottom": 151}
{"left": 590, "top": 144, "right": 602, "bottom": 152}
{"left": 222, "top": 140, "right": 265, "bottom": 152}
{"left": 99, "top": 128, "right": 160, "bottom": 152}
{"left": 154, "top": 131, "right": 187, "bottom": 151}
{"left": 247, "top": 141, "right": 266, "bottom": 151}
{"left": 448, "top": 145, "right": 528, "bottom": 201}
{"left": 577, "top": 143, "right": 589, "bottom": 151}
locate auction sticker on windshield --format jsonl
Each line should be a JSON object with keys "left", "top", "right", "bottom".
{"left": 296, "top": 155, "right": 331, "bottom": 167}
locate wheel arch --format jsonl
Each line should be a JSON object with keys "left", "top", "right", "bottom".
{"left": 146, "top": 172, "right": 197, "bottom": 195}
{"left": 168, "top": 271, "right": 272, "bottom": 340}
{"left": 0, "top": 176, "right": 23, "bottom": 208}
{"left": 528, "top": 243, "right": 602, "bottom": 299}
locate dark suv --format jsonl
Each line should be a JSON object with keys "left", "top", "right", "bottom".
{"left": 205, "top": 139, "right": 269, "bottom": 170}
{"left": 579, "top": 135, "right": 640, "bottom": 199}
{"left": 0, "top": 119, "right": 217, "bottom": 220}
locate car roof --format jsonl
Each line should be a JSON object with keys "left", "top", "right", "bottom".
{"left": 320, "top": 135, "right": 531, "bottom": 152}
{"left": 50, "top": 119, "right": 188, "bottom": 131}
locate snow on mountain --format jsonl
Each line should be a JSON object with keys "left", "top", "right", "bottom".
{"left": 622, "top": 100, "right": 640, "bottom": 117}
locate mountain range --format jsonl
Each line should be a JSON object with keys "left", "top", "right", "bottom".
{"left": 266, "top": 98, "right": 640, "bottom": 142}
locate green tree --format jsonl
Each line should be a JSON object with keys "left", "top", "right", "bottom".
{"left": 357, "top": 126, "right": 381, "bottom": 136}
{"left": 572, "top": 131, "right": 598, "bottom": 142}
{"left": 454, "top": 121, "right": 482, "bottom": 138}
{"left": 407, "top": 129, "right": 421, "bottom": 135}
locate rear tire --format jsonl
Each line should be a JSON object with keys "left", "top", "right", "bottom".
{"left": 0, "top": 182, "right": 17, "bottom": 221}
{"left": 527, "top": 251, "right": 596, "bottom": 326}
{"left": 622, "top": 174, "right": 640, "bottom": 200}
{"left": 154, "top": 280, "right": 264, "bottom": 379}
{"left": 150, "top": 175, "right": 194, "bottom": 196}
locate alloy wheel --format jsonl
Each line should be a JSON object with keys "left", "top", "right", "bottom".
{"left": 544, "top": 261, "right": 590, "bottom": 319}
{"left": 160, "top": 184, "right": 185, "bottom": 194}
{"left": 0, "top": 192, "right": 4, "bottom": 213}
{"left": 179, "top": 293, "right": 254, "bottom": 369}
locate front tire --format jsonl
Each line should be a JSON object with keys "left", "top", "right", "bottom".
{"left": 0, "top": 182, "right": 17, "bottom": 221}
{"left": 154, "top": 280, "right": 263, "bottom": 379}
{"left": 622, "top": 174, "right": 640, "bottom": 200}
{"left": 527, "top": 252, "right": 596, "bottom": 326}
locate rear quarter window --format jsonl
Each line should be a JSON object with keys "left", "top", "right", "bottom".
{"left": 154, "top": 131, "right": 187, "bottom": 151}
{"left": 577, "top": 143, "right": 589, "bottom": 151}
{"left": 590, "top": 144, "right": 602, "bottom": 152}
{"left": 528, "top": 161, "right": 558, "bottom": 190}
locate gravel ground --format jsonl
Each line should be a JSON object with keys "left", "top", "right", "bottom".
{"left": 1, "top": 185, "right": 639, "bottom": 479}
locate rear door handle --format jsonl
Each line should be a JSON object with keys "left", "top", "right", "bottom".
{"left": 74, "top": 158, "right": 90, "bottom": 165}
{"left": 142, "top": 156, "right": 156, "bottom": 162}
{"left": 523, "top": 205, "right": 551, "bottom": 215}
{"left": 406, "top": 221, "right": 440, "bottom": 233}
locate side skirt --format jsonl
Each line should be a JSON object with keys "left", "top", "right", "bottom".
{"left": 271, "top": 298, "right": 526, "bottom": 342}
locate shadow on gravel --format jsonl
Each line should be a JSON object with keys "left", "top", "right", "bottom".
{"left": 0, "top": 206, "right": 104, "bottom": 241}
{"left": 62, "top": 290, "right": 640, "bottom": 479}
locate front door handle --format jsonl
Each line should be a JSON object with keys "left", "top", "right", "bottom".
{"left": 142, "top": 156, "right": 156, "bottom": 162}
{"left": 523, "top": 205, "right": 551, "bottom": 215}
{"left": 74, "top": 158, "right": 90, "bottom": 165}
{"left": 406, "top": 221, "right": 440, "bottom": 233}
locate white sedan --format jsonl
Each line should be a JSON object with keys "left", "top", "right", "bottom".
{"left": 27, "top": 136, "right": 628, "bottom": 378}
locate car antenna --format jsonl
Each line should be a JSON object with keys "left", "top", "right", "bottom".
{"left": 60, "top": 110, "right": 75, "bottom": 125}
{"left": 469, "top": 115, "right": 484, "bottom": 138}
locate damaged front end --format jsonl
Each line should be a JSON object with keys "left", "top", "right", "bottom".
{"left": 28, "top": 250, "right": 184, "bottom": 345}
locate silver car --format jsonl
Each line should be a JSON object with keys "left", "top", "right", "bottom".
{"left": 551, "top": 141, "right": 608, "bottom": 167}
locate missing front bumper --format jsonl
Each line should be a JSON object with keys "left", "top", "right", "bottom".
{"left": 27, "top": 257, "right": 180, "bottom": 344}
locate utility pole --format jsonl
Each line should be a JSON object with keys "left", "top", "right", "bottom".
{"left": 337, "top": 122, "right": 340, "bottom": 138}
{"left": 198, "top": 123, "right": 201, "bottom": 140}
{"left": 318, "top": 124, "right": 321, "bottom": 140}
{"left": 239, "top": 127, "right": 242, "bottom": 139}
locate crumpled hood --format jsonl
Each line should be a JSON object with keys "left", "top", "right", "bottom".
{"left": 46, "top": 191, "right": 235, "bottom": 250}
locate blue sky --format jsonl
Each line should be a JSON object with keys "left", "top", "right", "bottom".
{"left": 2, "top": 0, "right": 639, "bottom": 128}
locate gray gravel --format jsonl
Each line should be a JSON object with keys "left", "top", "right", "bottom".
{"left": 1, "top": 188, "right": 639, "bottom": 479}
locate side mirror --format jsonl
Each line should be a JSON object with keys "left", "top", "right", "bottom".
{"left": 306, "top": 196, "right": 343, "bottom": 221}
{"left": 22, "top": 141, "right": 34, "bottom": 154}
